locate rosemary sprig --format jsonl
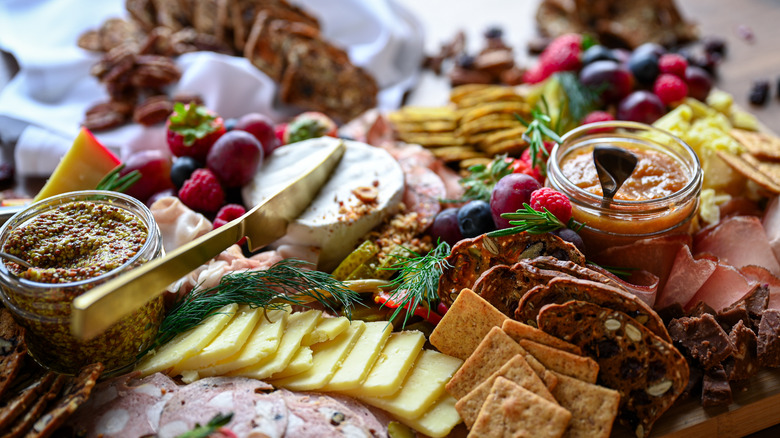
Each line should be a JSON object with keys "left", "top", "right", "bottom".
{"left": 148, "top": 259, "right": 359, "bottom": 353}
{"left": 488, "top": 203, "right": 580, "bottom": 237}
{"left": 95, "top": 164, "right": 141, "bottom": 193}
{"left": 514, "top": 107, "right": 562, "bottom": 178}
{"left": 383, "top": 240, "right": 451, "bottom": 328}
{"left": 556, "top": 71, "right": 601, "bottom": 126}
{"left": 176, "top": 412, "right": 233, "bottom": 438}
{"left": 453, "top": 155, "right": 514, "bottom": 202}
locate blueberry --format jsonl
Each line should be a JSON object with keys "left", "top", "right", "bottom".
{"left": 749, "top": 80, "right": 770, "bottom": 106}
{"left": 703, "top": 36, "right": 727, "bottom": 57}
{"left": 170, "top": 156, "right": 203, "bottom": 189}
{"left": 224, "top": 118, "right": 238, "bottom": 131}
{"left": 633, "top": 42, "right": 666, "bottom": 58}
{"left": 627, "top": 50, "right": 660, "bottom": 86}
{"left": 455, "top": 54, "right": 476, "bottom": 69}
{"left": 457, "top": 200, "right": 495, "bottom": 238}
{"left": 484, "top": 26, "right": 504, "bottom": 39}
{"left": 582, "top": 45, "right": 619, "bottom": 65}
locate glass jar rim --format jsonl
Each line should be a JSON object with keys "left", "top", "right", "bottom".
{"left": 0, "top": 190, "right": 159, "bottom": 288}
{"left": 548, "top": 121, "right": 703, "bottom": 211}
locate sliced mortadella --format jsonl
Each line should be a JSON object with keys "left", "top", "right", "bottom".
{"left": 656, "top": 245, "right": 717, "bottom": 309}
{"left": 694, "top": 215, "right": 780, "bottom": 276}
{"left": 151, "top": 196, "right": 213, "bottom": 253}
{"left": 740, "top": 265, "right": 780, "bottom": 310}
{"left": 686, "top": 262, "right": 758, "bottom": 312}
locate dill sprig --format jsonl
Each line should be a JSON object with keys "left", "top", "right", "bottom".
{"left": 96, "top": 163, "right": 142, "bottom": 193}
{"left": 148, "top": 259, "right": 359, "bottom": 352}
{"left": 488, "top": 203, "right": 581, "bottom": 237}
{"left": 384, "top": 240, "right": 451, "bottom": 327}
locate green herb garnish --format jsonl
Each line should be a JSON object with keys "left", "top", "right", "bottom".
{"left": 514, "top": 106, "right": 562, "bottom": 178}
{"left": 148, "top": 259, "right": 359, "bottom": 353}
{"left": 168, "top": 102, "right": 219, "bottom": 146}
{"left": 453, "top": 155, "right": 514, "bottom": 202}
{"left": 95, "top": 163, "right": 141, "bottom": 193}
{"left": 383, "top": 240, "right": 451, "bottom": 328}
{"left": 488, "top": 203, "right": 581, "bottom": 237}
{"left": 175, "top": 412, "right": 233, "bottom": 438}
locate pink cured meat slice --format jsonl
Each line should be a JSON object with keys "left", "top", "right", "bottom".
{"left": 402, "top": 165, "right": 446, "bottom": 232}
{"left": 279, "top": 390, "right": 391, "bottom": 437}
{"left": 686, "top": 262, "right": 758, "bottom": 312}
{"left": 694, "top": 215, "right": 780, "bottom": 276}
{"left": 656, "top": 245, "right": 717, "bottom": 309}
{"left": 157, "top": 377, "right": 282, "bottom": 438}
{"left": 66, "top": 372, "right": 179, "bottom": 438}
{"left": 762, "top": 196, "right": 780, "bottom": 263}
{"left": 740, "top": 265, "right": 780, "bottom": 310}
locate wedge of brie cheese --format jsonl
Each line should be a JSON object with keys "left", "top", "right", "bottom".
{"left": 242, "top": 137, "right": 405, "bottom": 272}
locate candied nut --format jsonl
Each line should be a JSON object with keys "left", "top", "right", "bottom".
{"left": 646, "top": 379, "right": 673, "bottom": 397}
{"left": 449, "top": 67, "right": 494, "bottom": 87}
{"left": 353, "top": 186, "right": 378, "bottom": 203}
{"left": 130, "top": 55, "right": 181, "bottom": 88}
{"left": 625, "top": 323, "right": 642, "bottom": 342}
{"left": 133, "top": 95, "right": 173, "bottom": 125}
{"left": 604, "top": 318, "right": 621, "bottom": 331}
{"left": 83, "top": 101, "right": 131, "bottom": 131}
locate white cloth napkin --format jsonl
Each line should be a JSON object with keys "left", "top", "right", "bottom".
{"left": 0, "top": 0, "right": 424, "bottom": 176}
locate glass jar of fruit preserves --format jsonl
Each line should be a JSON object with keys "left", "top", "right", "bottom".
{"left": 0, "top": 190, "right": 165, "bottom": 375}
{"left": 546, "top": 121, "right": 703, "bottom": 256}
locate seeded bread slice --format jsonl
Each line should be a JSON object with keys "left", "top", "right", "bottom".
{"left": 537, "top": 301, "right": 688, "bottom": 438}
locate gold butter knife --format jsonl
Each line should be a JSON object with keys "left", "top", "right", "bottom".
{"left": 71, "top": 140, "right": 345, "bottom": 340}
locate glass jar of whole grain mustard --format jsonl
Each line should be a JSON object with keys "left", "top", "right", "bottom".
{"left": 546, "top": 121, "right": 703, "bottom": 256}
{"left": 0, "top": 190, "right": 164, "bottom": 374}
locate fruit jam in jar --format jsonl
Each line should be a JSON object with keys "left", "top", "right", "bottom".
{"left": 547, "top": 121, "right": 702, "bottom": 256}
{"left": 0, "top": 191, "right": 164, "bottom": 374}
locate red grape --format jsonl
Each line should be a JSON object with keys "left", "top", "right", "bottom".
{"left": 234, "top": 112, "right": 279, "bottom": 156}
{"left": 579, "top": 60, "right": 634, "bottom": 104}
{"left": 119, "top": 149, "right": 174, "bottom": 203}
{"left": 685, "top": 65, "right": 713, "bottom": 101}
{"left": 206, "top": 130, "right": 263, "bottom": 188}
{"left": 490, "top": 173, "right": 542, "bottom": 229}
{"left": 617, "top": 91, "right": 666, "bottom": 124}
{"left": 430, "top": 207, "right": 464, "bottom": 246}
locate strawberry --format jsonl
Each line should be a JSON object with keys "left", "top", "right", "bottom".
{"left": 283, "top": 111, "right": 338, "bottom": 144}
{"left": 166, "top": 102, "right": 226, "bottom": 161}
{"left": 523, "top": 33, "right": 584, "bottom": 84}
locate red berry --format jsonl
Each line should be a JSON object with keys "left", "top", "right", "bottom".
{"left": 581, "top": 110, "right": 615, "bottom": 125}
{"left": 213, "top": 203, "right": 247, "bottom": 229}
{"left": 658, "top": 53, "right": 688, "bottom": 78}
{"left": 653, "top": 73, "right": 689, "bottom": 105}
{"left": 529, "top": 187, "right": 572, "bottom": 224}
{"left": 525, "top": 33, "right": 582, "bottom": 84}
{"left": 166, "top": 103, "right": 226, "bottom": 161}
{"left": 178, "top": 168, "right": 225, "bottom": 214}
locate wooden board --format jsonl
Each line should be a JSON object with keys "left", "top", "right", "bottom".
{"left": 612, "top": 368, "right": 780, "bottom": 437}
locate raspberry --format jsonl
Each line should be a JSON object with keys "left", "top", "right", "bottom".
{"left": 653, "top": 73, "right": 688, "bottom": 105}
{"left": 213, "top": 203, "right": 246, "bottom": 229}
{"left": 530, "top": 187, "right": 572, "bottom": 224}
{"left": 581, "top": 110, "right": 615, "bottom": 125}
{"left": 524, "top": 33, "right": 582, "bottom": 84}
{"left": 658, "top": 53, "right": 688, "bottom": 78}
{"left": 178, "top": 168, "right": 225, "bottom": 214}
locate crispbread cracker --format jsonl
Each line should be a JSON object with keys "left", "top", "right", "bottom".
{"left": 716, "top": 150, "right": 780, "bottom": 194}
{"left": 470, "top": 377, "right": 571, "bottom": 438}
{"left": 523, "top": 353, "right": 559, "bottom": 392}
{"left": 429, "top": 145, "right": 485, "bottom": 162}
{"left": 731, "top": 128, "right": 780, "bottom": 161}
{"left": 551, "top": 372, "right": 620, "bottom": 438}
{"left": 455, "top": 354, "right": 555, "bottom": 428}
{"left": 518, "top": 339, "right": 599, "bottom": 383}
{"left": 502, "top": 319, "right": 582, "bottom": 356}
{"left": 445, "top": 327, "right": 524, "bottom": 399}
{"left": 430, "top": 288, "right": 508, "bottom": 361}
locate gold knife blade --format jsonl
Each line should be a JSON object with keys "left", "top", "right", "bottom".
{"left": 71, "top": 140, "right": 345, "bottom": 340}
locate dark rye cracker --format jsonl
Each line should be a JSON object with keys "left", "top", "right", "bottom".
{"left": 0, "top": 309, "right": 27, "bottom": 400}
{"left": 516, "top": 277, "right": 672, "bottom": 343}
{"left": 537, "top": 301, "right": 689, "bottom": 438}
{"left": 0, "top": 371, "right": 57, "bottom": 431}
{"left": 472, "top": 261, "right": 572, "bottom": 316}
{"left": 437, "top": 232, "right": 585, "bottom": 309}
{"left": 5, "top": 374, "right": 67, "bottom": 438}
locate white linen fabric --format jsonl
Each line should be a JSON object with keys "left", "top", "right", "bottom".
{"left": 0, "top": 0, "right": 424, "bottom": 176}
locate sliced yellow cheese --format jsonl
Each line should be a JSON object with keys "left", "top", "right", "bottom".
{"left": 272, "top": 320, "right": 366, "bottom": 391}
{"left": 343, "top": 330, "right": 426, "bottom": 397}
{"left": 196, "top": 307, "right": 288, "bottom": 377}
{"left": 322, "top": 321, "right": 393, "bottom": 391}
{"left": 301, "top": 315, "right": 350, "bottom": 346}
{"left": 174, "top": 305, "right": 261, "bottom": 373}
{"left": 268, "top": 346, "right": 313, "bottom": 379}
{"left": 229, "top": 310, "right": 321, "bottom": 379}
{"left": 135, "top": 303, "right": 238, "bottom": 376}
{"left": 357, "top": 349, "right": 463, "bottom": 420}
{"left": 398, "top": 394, "right": 462, "bottom": 438}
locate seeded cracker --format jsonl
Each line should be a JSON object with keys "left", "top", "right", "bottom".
{"left": 470, "top": 377, "right": 571, "bottom": 438}
{"left": 715, "top": 150, "right": 780, "bottom": 194}
{"left": 445, "top": 326, "right": 524, "bottom": 399}
{"left": 517, "top": 339, "right": 599, "bottom": 383}
{"left": 430, "top": 288, "right": 508, "bottom": 361}
{"left": 550, "top": 372, "right": 620, "bottom": 438}
{"left": 5, "top": 374, "right": 67, "bottom": 437}
{"left": 0, "top": 309, "right": 26, "bottom": 400}
{"left": 502, "top": 319, "right": 582, "bottom": 355}
{"left": 0, "top": 371, "right": 57, "bottom": 431}
{"left": 455, "top": 354, "right": 555, "bottom": 428}
{"left": 538, "top": 301, "right": 688, "bottom": 438}
{"left": 730, "top": 129, "right": 780, "bottom": 161}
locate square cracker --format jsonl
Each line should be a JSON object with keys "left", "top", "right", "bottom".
{"left": 550, "top": 372, "right": 620, "bottom": 438}
{"left": 518, "top": 339, "right": 599, "bottom": 383}
{"left": 502, "top": 319, "right": 582, "bottom": 356}
{"left": 455, "top": 354, "right": 555, "bottom": 428}
{"left": 470, "top": 377, "right": 571, "bottom": 438}
{"left": 430, "top": 288, "right": 508, "bottom": 361}
{"left": 445, "top": 326, "right": 522, "bottom": 399}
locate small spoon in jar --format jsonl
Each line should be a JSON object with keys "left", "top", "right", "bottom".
{"left": 0, "top": 252, "right": 33, "bottom": 270}
{"left": 593, "top": 145, "right": 638, "bottom": 208}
